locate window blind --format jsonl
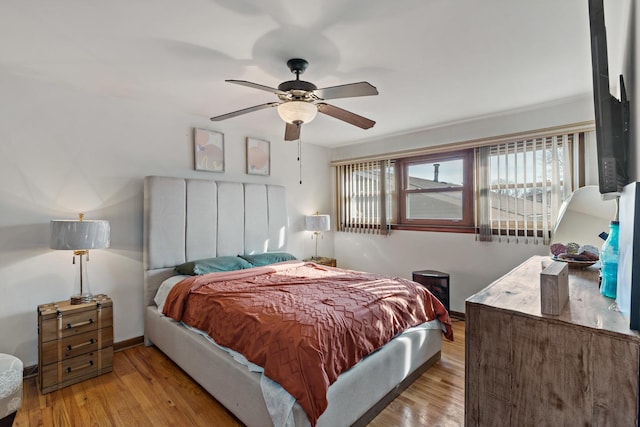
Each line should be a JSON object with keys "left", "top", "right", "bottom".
{"left": 336, "top": 160, "right": 393, "bottom": 234}
{"left": 476, "top": 132, "right": 582, "bottom": 244}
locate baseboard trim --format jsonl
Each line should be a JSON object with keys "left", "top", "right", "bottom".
{"left": 450, "top": 310, "right": 465, "bottom": 320}
{"left": 23, "top": 364, "right": 38, "bottom": 379}
{"left": 115, "top": 336, "right": 144, "bottom": 352}
{"left": 23, "top": 336, "right": 145, "bottom": 379}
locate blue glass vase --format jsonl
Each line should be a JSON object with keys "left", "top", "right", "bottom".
{"left": 600, "top": 220, "right": 619, "bottom": 299}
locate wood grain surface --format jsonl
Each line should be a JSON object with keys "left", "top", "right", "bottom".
{"left": 466, "top": 255, "right": 640, "bottom": 426}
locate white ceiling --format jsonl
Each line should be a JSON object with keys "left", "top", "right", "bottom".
{"left": 0, "top": 0, "right": 615, "bottom": 147}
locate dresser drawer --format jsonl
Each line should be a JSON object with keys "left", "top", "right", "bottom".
{"left": 40, "top": 347, "right": 114, "bottom": 392}
{"left": 40, "top": 326, "right": 114, "bottom": 365}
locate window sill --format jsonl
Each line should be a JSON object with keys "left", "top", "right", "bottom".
{"left": 392, "top": 224, "right": 476, "bottom": 234}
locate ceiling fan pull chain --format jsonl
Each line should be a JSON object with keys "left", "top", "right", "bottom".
{"left": 298, "top": 139, "right": 303, "bottom": 185}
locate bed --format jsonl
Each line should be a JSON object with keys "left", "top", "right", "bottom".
{"left": 143, "top": 176, "right": 451, "bottom": 427}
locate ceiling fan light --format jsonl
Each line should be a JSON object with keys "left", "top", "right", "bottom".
{"left": 277, "top": 101, "right": 318, "bottom": 124}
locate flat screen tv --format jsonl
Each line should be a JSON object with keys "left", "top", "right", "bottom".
{"left": 588, "top": 0, "right": 630, "bottom": 199}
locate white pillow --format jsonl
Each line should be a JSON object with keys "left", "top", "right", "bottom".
{"left": 154, "top": 275, "right": 189, "bottom": 313}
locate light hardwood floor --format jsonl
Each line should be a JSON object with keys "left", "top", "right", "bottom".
{"left": 15, "top": 320, "right": 464, "bottom": 426}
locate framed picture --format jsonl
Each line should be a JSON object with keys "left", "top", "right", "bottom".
{"left": 246, "top": 137, "right": 270, "bottom": 176}
{"left": 194, "top": 128, "right": 224, "bottom": 172}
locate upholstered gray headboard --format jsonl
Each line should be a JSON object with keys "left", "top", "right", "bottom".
{"left": 143, "top": 176, "right": 288, "bottom": 306}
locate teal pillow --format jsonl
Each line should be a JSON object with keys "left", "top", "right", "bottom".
{"left": 175, "top": 256, "right": 253, "bottom": 275}
{"left": 239, "top": 252, "right": 297, "bottom": 267}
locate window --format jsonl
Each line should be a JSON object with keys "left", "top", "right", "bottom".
{"left": 334, "top": 128, "right": 587, "bottom": 243}
{"left": 397, "top": 150, "right": 474, "bottom": 229}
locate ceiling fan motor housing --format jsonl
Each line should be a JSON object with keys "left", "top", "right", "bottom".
{"left": 278, "top": 58, "right": 317, "bottom": 93}
{"left": 278, "top": 80, "right": 317, "bottom": 93}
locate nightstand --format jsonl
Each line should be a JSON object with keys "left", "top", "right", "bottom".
{"left": 305, "top": 257, "right": 337, "bottom": 267}
{"left": 38, "top": 294, "right": 114, "bottom": 393}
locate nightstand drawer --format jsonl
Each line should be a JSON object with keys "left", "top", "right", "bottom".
{"left": 40, "top": 347, "right": 113, "bottom": 391}
{"left": 40, "top": 305, "right": 105, "bottom": 342}
{"left": 41, "top": 326, "right": 114, "bottom": 365}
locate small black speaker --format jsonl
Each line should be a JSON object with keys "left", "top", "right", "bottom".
{"left": 412, "top": 270, "right": 450, "bottom": 312}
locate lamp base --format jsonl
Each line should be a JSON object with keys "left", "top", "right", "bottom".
{"left": 70, "top": 293, "right": 93, "bottom": 305}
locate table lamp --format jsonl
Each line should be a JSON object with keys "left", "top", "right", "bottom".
{"left": 50, "top": 213, "right": 110, "bottom": 304}
{"left": 305, "top": 212, "right": 330, "bottom": 259}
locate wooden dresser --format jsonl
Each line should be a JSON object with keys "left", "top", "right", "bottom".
{"left": 466, "top": 256, "right": 640, "bottom": 426}
{"left": 38, "top": 294, "right": 114, "bottom": 393}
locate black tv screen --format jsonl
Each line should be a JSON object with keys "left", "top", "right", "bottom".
{"left": 588, "top": 0, "right": 630, "bottom": 197}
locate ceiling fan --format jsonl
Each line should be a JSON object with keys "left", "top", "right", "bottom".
{"left": 210, "top": 58, "right": 378, "bottom": 141}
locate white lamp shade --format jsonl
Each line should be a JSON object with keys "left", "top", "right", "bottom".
{"left": 305, "top": 214, "right": 330, "bottom": 232}
{"left": 50, "top": 220, "right": 111, "bottom": 250}
{"left": 277, "top": 101, "right": 318, "bottom": 124}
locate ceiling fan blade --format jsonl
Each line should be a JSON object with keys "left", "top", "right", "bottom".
{"left": 210, "top": 102, "right": 280, "bottom": 121}
{"left": 284, "top": 122, "right": 301, "bottom": 141}
{"left": 314, "top": 82, "right": 378, "bottom": 100}
{"left": 226, "top": 80, "right": 288, "bottom": 96}
{"left": 316, "top": 103, "right": 376, "bottom": 129}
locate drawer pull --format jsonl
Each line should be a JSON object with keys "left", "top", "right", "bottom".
{"left": 66, "top": 318, "right": 93, "bottom": 329}
{"left": 66, "top": 338, "right": 95, "bottom": 351}
{"left": 66, "top": 360, "right": 93, "bottom": 373}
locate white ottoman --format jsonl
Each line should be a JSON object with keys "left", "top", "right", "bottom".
{"left": 0, "top": 354, "right": 22, "bottom": 427}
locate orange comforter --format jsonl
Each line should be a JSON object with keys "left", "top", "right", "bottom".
{"left": 163, "top": 261, "right": 453, "bottom": 425}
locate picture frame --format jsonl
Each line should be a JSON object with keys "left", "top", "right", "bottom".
{"left": 194, "top": 128, "right": 224, "bottom": 172}
{"left": 246, "top": 137, "right": 270, "bottom": 176}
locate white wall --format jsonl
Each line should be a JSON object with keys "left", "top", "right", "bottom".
{"left": 335, "top": 231, "right": 549, "bottom": 313}
{"left": 332, "top": 94, "right": 594, "bottom": 161}
{"left": 331, "top": 96, "right": 596, "bottom": 313}
{"left": 0, "top": 73, "right": 333, "bottom": 366}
